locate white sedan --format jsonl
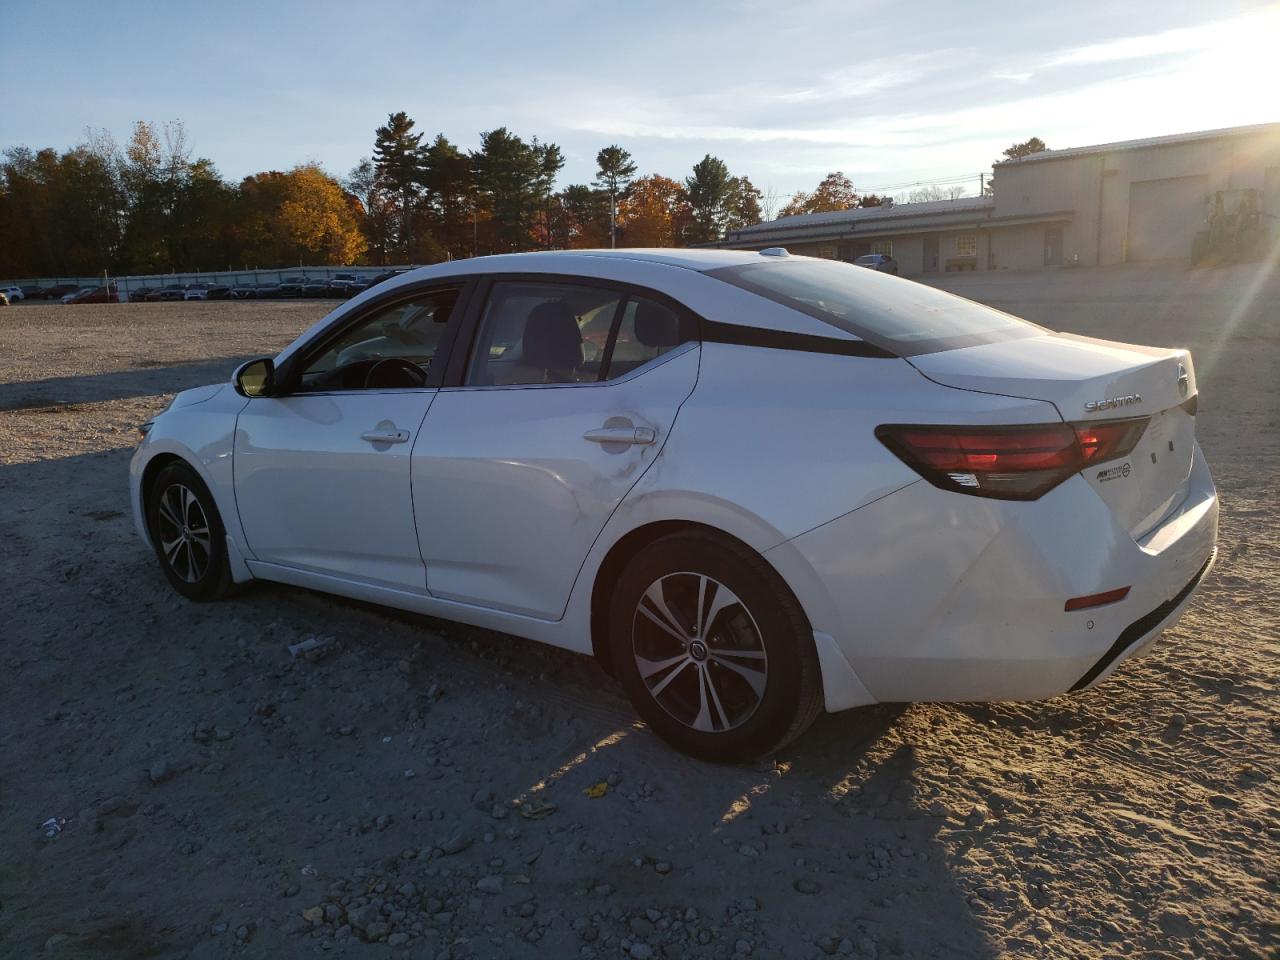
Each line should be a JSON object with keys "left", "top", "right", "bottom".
{"left": 130, "top": 249, "right": 1217, "bottom": 760}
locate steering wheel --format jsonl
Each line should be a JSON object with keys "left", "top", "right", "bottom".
{"left": 363, "top": 357, "right": 428, "bottom": 389}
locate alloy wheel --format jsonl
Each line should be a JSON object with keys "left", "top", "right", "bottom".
{"left": 155, "top": 483, "right": 212, "bottom": 584}
{"left": 631, "top": 572, "right": 768, "bottom": 733}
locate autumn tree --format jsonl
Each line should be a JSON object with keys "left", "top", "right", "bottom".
{"left": 346, "top": 158, "right": 395, "bottom": 265}
{"left": 594, "top": 145, "right": 637, "bottom": 248}
{"left": 278, "top": 164, "right": 368, "bottom": 264}
{"left": 617, "top": 174, "right": 691, "bottom": 247}
{"left": 778, "top": 171, "right": 859, "bottom": 217}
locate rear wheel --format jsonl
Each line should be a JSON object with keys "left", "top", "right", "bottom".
{"left": 608, "top": 531, "right": 823, "bottom": 761}
{"left": 146, "top": 461, "right": 235, "bottom": 601}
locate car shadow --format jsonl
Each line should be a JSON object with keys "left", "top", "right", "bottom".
{"left": 0, "top": 356, "right": 252, "bottom": 410}
{"left": 3, "top": 446, "right": 998, "bottom": 960}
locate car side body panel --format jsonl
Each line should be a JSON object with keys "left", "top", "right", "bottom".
{"left": 130, "top": 385, "right": 251, "bottom": 576}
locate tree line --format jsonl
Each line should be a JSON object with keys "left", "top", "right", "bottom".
{"left": 0, "top": 114, "right": 762, "bottom": 278}
{"left": 0, "top": 113, "right": 1048, "bottom": 278}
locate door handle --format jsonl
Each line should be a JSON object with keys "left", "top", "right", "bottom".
{"left": 583, "top": 425, "right": 656, "bottom": 446}
{"left": 361, "top": 429, "right": 410, "bottom": 444}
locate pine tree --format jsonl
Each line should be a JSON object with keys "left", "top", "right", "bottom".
{"left": 685, "top": 155, "right": 733, "bottom": 244}
{"left": 372, "top": 111, "right": 426, "bottom": 260}
{"left": 594, "top": 145, "right": 637, "bottom": 248}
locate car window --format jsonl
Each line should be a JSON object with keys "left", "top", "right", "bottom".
{"left": 602, "top": 297, "right": 685, "bottom": 380}
{"left": 298, "top": 287, "right": 459, "bottom": 391}
{"left": 467, "top": 282, "right": 624, "bottom": 386}
{"left": 708, "top": 258, "right": 1040, "bottom": 356}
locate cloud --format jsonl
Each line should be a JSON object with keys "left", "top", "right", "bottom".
{"left": 1046, "top": 9, "right": 1274, "bottom": 67}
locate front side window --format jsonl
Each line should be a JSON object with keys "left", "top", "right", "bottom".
{"left": 299, "top": 287, "right": 459, "bottom": 391}
{"left": 466, "top": 282, "right": 691, "bottom": 387}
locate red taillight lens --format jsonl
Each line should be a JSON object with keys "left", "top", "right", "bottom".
{"left": 1073, "top": 417, "right": 1148, "bottom": 464}
{"left": 876, "top": 417, "right": 1149, "bottom": 501}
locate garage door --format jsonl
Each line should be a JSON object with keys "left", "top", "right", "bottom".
{"left": 1126, "top": 175, "right": 1209, "bottom": 261}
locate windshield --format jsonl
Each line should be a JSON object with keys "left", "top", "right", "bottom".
{"left": 708, "top": 258, "right": 1041, "bottom": 356}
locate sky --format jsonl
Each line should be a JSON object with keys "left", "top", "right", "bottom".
{"left": 2, "top": 0, "right": 1277, "bottom": 203}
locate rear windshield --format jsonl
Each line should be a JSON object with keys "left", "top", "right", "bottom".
{"left": 707, "top": 258, "right": 1041, "bottom": 356}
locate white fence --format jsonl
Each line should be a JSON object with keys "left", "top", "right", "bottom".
{"left": 5, "top": 264, "right": 420, "bottom": 300}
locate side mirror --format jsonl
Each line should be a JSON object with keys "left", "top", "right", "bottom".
{"left": 234, "top": 357, "right": 275, "bottom": 398}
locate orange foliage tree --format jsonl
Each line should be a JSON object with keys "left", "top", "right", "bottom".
{"left": 618, "top": 175, "right": 693, "bottom": 247}
{"left": 278, "top": 164, "right": 368, "bottom": 264}
{"left": 778, "top": 171, "right": 859, "bottom": 218}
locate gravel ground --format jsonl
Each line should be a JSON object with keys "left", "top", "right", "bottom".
{"left": 0, "top": 264, "right": 1276, "bottom": 960}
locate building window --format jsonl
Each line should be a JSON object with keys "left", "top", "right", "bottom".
{"left": 814, "top": 245, "right": 837, "bottom": 259}
{"left": 956, "top": 233, "right": 977, "bottom": 257}
{"left": 870, "top": 240, "right": 893, "bottom": 257}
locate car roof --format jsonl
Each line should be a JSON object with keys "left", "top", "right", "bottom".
{"left": 404, "top": 248, "right": 775, "bottom": 279}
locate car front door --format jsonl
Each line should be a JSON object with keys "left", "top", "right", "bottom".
{"left": 412, "top": 277, "right": 700, "bottom": 619}
{"left": 233, "top": 282, "right": 468, "bottom": 590}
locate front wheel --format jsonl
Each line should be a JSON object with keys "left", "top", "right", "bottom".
{"left": 608, "top": 532, "right": 823, "bottom": 761}
{"left": 146, "top": 461, "right": 236, "bottom": 601}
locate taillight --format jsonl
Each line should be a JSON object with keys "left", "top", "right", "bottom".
{"left": 876, "top": 417, "right": 1149, "bottom": 500}
{"left": 1074, "top": 417, "right": 1148, "bottom": 464}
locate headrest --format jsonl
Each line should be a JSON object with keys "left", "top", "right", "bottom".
{"left": 633, "top": 301, "right": 680, "bottom": 347}
{"left": 522, "top": 300, "right": 582, "bottom": 370}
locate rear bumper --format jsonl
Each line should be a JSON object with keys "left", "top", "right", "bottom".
{"left": 767, "top": 441, "right": 1218, "bottom": 705}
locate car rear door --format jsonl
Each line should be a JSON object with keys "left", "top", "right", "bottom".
{"left": 411, "top": 275, "right": 700, "bottom": 620}
{"left": 233, "top": 280, "right": 471, "bottom": 591}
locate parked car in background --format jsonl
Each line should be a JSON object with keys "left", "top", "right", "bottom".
{"left": 129, "top": 249, "right": 1217, "bottom": 760}
{"left": 62, "top": 287, "right": 96, "bottom": 303}
{"left": 328, "top": 273, "right": 369, "bottom": 298}
{"left": 147, "top": 286, "right": 186, "bottom": 302}
{"left": 20, "top": 285, "right": 42, "bottom": 299}
{"left": 67, "top": 285, "right": 119, "bottom": 304}
{"left": 255, "top": 283, "right": 281, "bottom": 299}
{"left": 41, "top": 284, "right": 81, "bottom": 300}
{"left": 278, "top": 277, "right": 307, "bottom": 298}
{"left": 852, "top": 253, "right": 899, "bottom": 275}
{"left": 365, "top": 269, "right": 407, "bottom": 291}
{"left": 206, "top": 285, "right": 234, "bottom": 301}
{"left": 1, "top": 285, "right": 24, "bottom": 301}
{"left": 184, "top": 284, "right": 212, "bottom": 301}
{"left": 128, "top": 287, "right": 155, "bottom": 303}
{"left": 231, "top": 284, "right": 260, "bottom": 299}
{"left": 303, "top": 278, "right": 331, "bottom": 298}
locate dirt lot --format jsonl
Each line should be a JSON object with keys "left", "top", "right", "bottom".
{"left": 1, "top": 265, "right": 1276, "bottom": 960}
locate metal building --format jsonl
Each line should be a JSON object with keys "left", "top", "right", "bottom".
{"left": 713, "top": 122, "right": 1280, "bottom": 274}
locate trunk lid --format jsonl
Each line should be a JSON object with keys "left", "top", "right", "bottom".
{"left": 909, "top": 332, "right": 1197, "bottom": 537}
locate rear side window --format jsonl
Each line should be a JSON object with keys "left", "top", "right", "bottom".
{"left": 708, "top": 258, "right": 1040, "bottom": 356}
{"left": 602, "top": 298, "right": 684, "bottom": 380}
{"left": 466, "top": 282, "right": 693, "bottom": 387}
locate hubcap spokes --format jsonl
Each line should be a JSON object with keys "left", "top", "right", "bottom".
{"left": 156, "top": 483, "right": 211, "bottom": 584}
{"left": 632, "top": 573, "right": 768, "bottom": 733}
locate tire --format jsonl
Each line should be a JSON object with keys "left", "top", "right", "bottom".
{"left": 146, "top": 461, "right": 236, "bottom": 601}
{"left": 608, "top": 531, "right": 823, "bottom": 761}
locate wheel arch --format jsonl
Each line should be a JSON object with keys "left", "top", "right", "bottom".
{"left": 139, "top": 452, "right": 187, "bottom": 542}
{"left": 588, "top": 519, "right": 813, "bottom": 678}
